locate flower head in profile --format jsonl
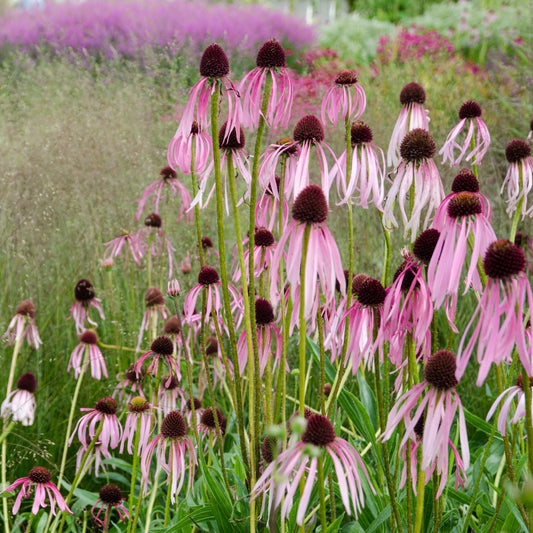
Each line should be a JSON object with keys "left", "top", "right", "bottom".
{"left": 68, "top": 329, "right": 108, "bottom": 380}
{"left": 120, "top": 396, "right": 155, "bottom": 456}
{"left": 168, "top": 120, "right": 212, "bottom": 176}
{"left": 439, "top": 100, "right": 491, "bottom": 166}
{"left": 136, "top": 287, "right": 170, "bottom": 351}
{"left": 2, "top": 300, "right": 42, "bottom": 349}
{"left": 103, "top": 229, "right": 146, "bottom": 269}
{"left": 1, "top": 372, "right": 37, "bottom": 426}
{"left": 141, "top": 410, "right": 196, "bottom": 503}
{"left": 387, "top": 82, "right": 430, "bottom": 168}
{"left": 1, "top": 466, "right": 71, "bottom": 516}
{"left": 321, "top": 69, "right": 366, "bottom": 126}
{"left": 252, "top": 414, "right": 373, "bottom": 525}
{"left": 501, "top": 138, "right": 533, "bottom": 218}
{"left": 69, "top": 279, "right": 105, "bottom": 335}
{"left": 91, "top": 484, "right": 129, "bottom": 531}
{"left": 240, "top": 39, "right": 293, "bottom": 131}
{"left": 255, "top": 176, "right": 289, "bottom": 233}
{"left": 133, "top": 336, "right": 179, "bottom": 387}
{"left": 232, "top": 227, "right": 276, "bottom": 284}
{"left": 199, "top": 406, "right": 227, "bottom": 445}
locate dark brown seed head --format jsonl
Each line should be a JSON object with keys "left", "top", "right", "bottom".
{"left": 350, "top": 121, "right": 373, "bottom": 145}
{"left": 414, "top": 412, "right": 425, "bottom": 439}
{"left": 205, "top": 336, "right": 219, "bottom": 355}
{"left": 186, "top": 397, "right": 202, "bottom": 411}
{"left": 400, "top": 82, "right": 426, "bottom": 105}
{"left": 393, "top": 260, "right": 418, "bottom": 292}
{"left": 451, "top": 168, "right": 479, "bottom": 193}
{"left": 413, "top": 229, "right": 440, "bottom": 265}
{"left": 400, "top": 128, "right": 436, "bottom": 161}
{"left": 458, "top": 100, "right": 482, "bottom": 120}
{"left": 163, "top": 316, "right": 181, "bottom": 335}
{"left": 160, "top": 166, "right": 177, "bottom": 181}
{"left": 261, "top": 436, "right": 276, "bottom": 463}
{"left": 276, "top": 137, "right": 299, "bottom": 156}
{"left": 150, "top": 335, "right": 174, "bottom": 356}
{"left": 336, "top": 269, "right": 350, "bottom": 293}
{"left": 201, "top": 406, "right": 227, "bottom": 434}
{"left": 95, "top": 397, "right": 118, "bottom": 415}
{"left": 293, "top": 115, "right": 325, "bottom": 144}
{"left": 16, "top": 300, "right": 36, "bottom": 319}
{"left": 125, "top": 364, "right": 145, "bottom": 383}
{"left": 162, "top": 374, "right": 180, "bottom": 391}
{"left": 199, "top": 44, "right": 229, "bottom": 78}
{"left": 191, "top": 120, "right": 200, "bottom": 135}
{"left": 351, "top": 273, "right": 369, "bottom": 296}
{"left": 324, "top": 383, "right": 332, "bottom": 397}
{"left": 447, "top": 192, "right": 482, "bottom": 218}
{"left": 301, "top": 414, "right": 336, "bottom": 446}
{"left": 201, "top": 236, "right": 213, "bottom": 249}
{"left": 128, "top": 396, "right": 150, "bottom": 413}
{"left": 255, "top": 227, "right": 275, "bottom": 247}
{"left": 255, "top": 298, "right": 275, "bottom": 325}
{"left": 483, "top": 240, "right": 526, "bottom": 279}
{"left": 516, "top": 376, "right": 533, "bottom": 390}
{"left": 256, "top": 39, "right": 286, "bottom": 68}
{"left": 506, "top": 139, "right": 531, "bottom": 163}
{"left": 144, "top": 213, "right": 162, "bottom": 228}
{"left": 335, "top": 69, "right": 358, "bottom": 85}
{"left": 81, "top": 329, "right": 98, "bottom": 345}
{"left": 198, "top": 266, "right": 219, "bottom": 285}
{"left": 292, "top": 184, "right": 328, "bottom": 224}
{"left": 17, "top": 372, "right": 37, "bottom": 393}
{"left": 28, "top": 466, "right": 51, "bottom": 484}
{"left": 161, "top": 410, "right": 187, "bottom": 439}
{"left": 99, "top": 483, "right": 123, "bottom": 504}
{"left": 356, "top": 277, "right": 386, "bottom": 307}
{"left": 424, "top": 350, "right": 458, "bottom": 390}
{"left": 145, "top": 287, "right": 165, "bottom": 307}
{"left": 75, "top": 279, "right": 95, "bottom": 302}
{"left": 219, "top": 121, "right": 245, "bottom": 150}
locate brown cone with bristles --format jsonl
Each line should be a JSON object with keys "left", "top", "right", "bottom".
{"left": 393, "top": 260, "right": 418, "bottom": 292}
{"left": 255, "top": 227, "right": 275, "bottom": 247}
{"left": 28, "top": 467, "right": 51, "bottom": 484}
{"left": 256, "top": 39, "right": 286, "bottom": 68}
{"left": 128, "top": 396, "right": 150, "bottom": 413}
{"left": 505, "top": 139, "right": 531, "bottom": 163}
{"left": 205, "top": 336, "right": 218, "bottom": 355}
{"left": 201, "top": 406, "right": 227, "bottom": 434}
{"left": 219, "top": 121, "right": 245, "bottom": 150}
{"left": 145, "top": 287, "right": 165, "bottom": 307}
{"left": 163, "top": 316, "right": 181, "bottom": 335}
{"left": 199, "top": 44, "right": 229, "bottom": 78}
{"left": 161, "top": 410, "right": 187, "bottom": 439}
{"left": 400, "top": 129, "right": 436, "bottom": 161}
{"left": 301, "top": 414, "right": 336, "bottom": 447}
{"left": 458, "top": 100, "right": 482, "bottom": 120}
{"left": 400, "top": 82, "right": 426, "bottom": 105}
{"left": 17, "top": 372, "right": 37, "bottom": 393}
{"left": 95, "top": 397, "right": 118, "bottom": 415}
{"left": 75, "top": 279, "right": 95, "bottom": 302}
{"left": 335, "top": 70, "right": 357, "bottom": 85}
{"left": 198, "top": 266, "right": 220, "bottom": 285}
{"left": 255, "top": 298, "right": 275, "bottom": 325}
{"left": 293, "top": 115, "right": 325, "bottom": 144}
{"left": 99, "top": 484, "right": 123, "bottom": 504}
{"left": 351, "top": 273, "right": 369, "bottom": 295}
{"left": 125, "top": 364, "right": 145, "bottom": 384}
{"left": 356, "top": 277, "right": 386, "bottom": 307}
{"left": 16, "top": 300, "right": 36, "bottom": 319}
{"left": 276, "top": 137, "right": 299, "bottom": 156}
{"left": 144, "top": 213, "right": 162, "bottom": 228}
{"left": 292, "top": 184, "right": 328, "bottom": 224}
{"left": 151, "top": 335, "right": 174, "bottom": 356}
{"left": 413, "top": 229, "right": 440, "bottom": 265}
{"left": 483, "top": 240, "right": 525, "bottom": 279}
{"left": 424, "top": 350, "right": 458, "bottom": 390}
{"left": 447, "top": 192, "right": 482, "bottom": 219}
{"left": 261, "top": 436, "right": 277, "bottom": 463}
{"left": 81, "top": 329, "right": 98, "bottom": 345}
{"left": 201, "top": 236, "right": 213, "bottom": 249}
{"left": 186, "top": 397, "right": 202, "bottom": 411}
{"left": 451, "top": 169, "right": 479, "bottom": 193}
{"left": 160, "top": 166, "right": 177, "bottom": 181}
{"left": 351, "top": 121, "right": 373, "bottom": 145}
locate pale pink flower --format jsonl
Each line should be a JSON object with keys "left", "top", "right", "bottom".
{"left": 255, "top": 178, "right": 289, "bottom": 233}
{"left": 76, "top": 437, "right": 109, "bottom": 478}
{"left": 321, "top": 70, "right": 366, "bottom": 126}
{"left": 1, "top": 372, "right": 37, "bottom": 426}
{"left": 141, "top": 411, "right": 196, "bottom": 503}
{"left": 112, "top": 365, "right": 146, "bottom": 405}
{"left": 168, "top": 120, "right": 212, "bottom": 176}
{"left": 91, "top": 484, "right": 129, "bottom": 531}
{"left": 501, "top": 138, "right": 533, "bottom": 218}
{"left": 2, "top": 300, "right": 42, "bottom": 349}
{"left": 439, "top": 100, "right": 491, "bottom": 166}
{"left": 158, "top": 374, "right": 187, "bottom": 415}
{"left": 232, "top": 227, "right": 276, "bottom": 284}
{"left": 68, "top": 330, "right": 108, "bottom": 380}
{"left": 252, "top": 414, "right": 373, "bottom": 525}
{"left": 457, "top": 240, "right": 533, "bottom": 385}
{"left": 133, "top": 336, "right": 180, "bottom": 387}
{"left": 198, "top": 406, "right": 227, "bottom": 446}
{"left": 240, "top": 39, "right": 293, "bottom": 131}
{"left": 185, "top": 397, "right": 204, "bottom": 427}
{"left": 120, "top": 397, "right": 155, "bottom": 455}
{"left": 103, "top": 230, "right": 146, "bottom": 269}
{"left": 69, "top": 279, "right": 105, "bottom": 335}
{"left": 136, "top": 287, "right": 170, "bottom": 352}
{"left": 1, "top": 467, "right": 71, "bottom": 516}
{"left": 135, "top": 166, "right": 192, "bottom": 224}
{"left": 387, "top": 82, "right": 430, "bottom": 168}
{"left": 162, "top": 315, "right": 184, "bottom": 380}
{"left": 383, "top": 350, "right": 469, "bottom": 497}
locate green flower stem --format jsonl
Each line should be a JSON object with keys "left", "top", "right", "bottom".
{"left": 522, "top": 361, "right": 533, "bottom": 475}
{"left": 147, "top": 233, "right": 153, "bottom": 287}
{"left": 264, "top": 349, "right": 273, "bottom": 426}
{"left": 143, "top": 473, "right": 159, "bottom": 533}
{"left": 381, "top": 215, "right": 392, "bottom": 286}
{"left": 211, "top": 312, "right": 236, "bottom": 404}
{"left": 328, "top": 471, "right": 336, "bottom": 522}
{"left": 189, "top": 140, "right": 205, "bottom": 267}
{"left": 129, "top": 480, "right": 145, "bottom": 533}
{"left": 164, "top": 447, "right": 173, "bottom": 528}
{"left": 471, "top": 135, "right": 479, "bottom": 180}
{"left": 317, "top": 454, "right": 328, "bottom": 532}
{"left": 413, "top": 448, "right": 425, "bottom": 533}
{"left": 98, "top": 341, "right": 137, "bottom": 353}
{"left": 210, "top": 82, "right": 249, "bottom": 478}
{"left": 406, "top": 452, "right": 413, "bottom": 533}
{"left": 0, "top": 421, "right": 14, "bottom": 446}
{"left": 510, "top": 162, "right": 525, "bottom": 244}
{"left": 105, "top": 267, "right": 123, "bottom": 371}
{"left": 126, "top": 416, "right": 142, "bottom": 533}
{"left": 317, "top": 305, "right": 326, "bottom": 415}
{"left": 344, "top": 115, "right": 355, "bottom": 290}
{"left": 298, "top": 224, "right": 312, "bottom": 415}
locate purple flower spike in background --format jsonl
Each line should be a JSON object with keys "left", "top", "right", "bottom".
{"left": 240, "top": 39, "right": 293, "bottom": 131}
{"left": 91, "top": 484, "right": 129, "bottom": 531}
{"left": 440, "top": 100, "right": 491, "bottom": 167}
{"left": 2, "top": 300, "right": 42, "bottom": 350}
{"left": 501, "top": 138, "right": 533, "bottom": 218}
{"left": 321, "top": 70, "right": 366, "bottom": 126}
{"left": 1, "top": 466, "right": 71, "bottom": 516}
{"left": 1, "top": 372, "right": 37, "bottom": 427}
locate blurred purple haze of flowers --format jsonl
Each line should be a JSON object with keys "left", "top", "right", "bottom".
{"left": 0, "top": 0, "right": 315, "bottom": 67}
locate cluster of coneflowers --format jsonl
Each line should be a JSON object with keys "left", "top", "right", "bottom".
{"left": 1, "top": 39, "right": 533, "bottom": 532}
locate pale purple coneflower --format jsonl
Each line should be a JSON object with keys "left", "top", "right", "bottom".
{"left": 141, "top": 410, "right": 196, "bottom": 503}
{"left": 439, "top": 100, "right": 491, "bottom": 166}
{"left": 69, "top": 279, "right": 105, "bottom": 335}
{"left": 383, "top": 128, "right": 444, "bottom": 241}
{"left": 133, "top": 336, "right": 179, "bottom": 388}
{"left": 180, "top": 252, "right": 192, "bottom": 274}
{"left": 168, "top": 119, "right": 212, "bottom": 176}
{"left": 91, "top": 484, "right": 129, "bottom": 531}
{"left": 383, "top": 350, "right": 469, "bottom": 497}
{"left": 0, "top": 467, "right": 71, "bottom": 516}
{"left": 252, "top": 413, "right": 373, "bottom": 525}
{"left": 203, "top": 335, "right": 234, "bottom": 391}
{"left": 255, "top": 177, "right": 289, "bottom": 233}
{"left": 330, "top": 121, "right": 385, "bottom": 209}
{"left": 387, "top": 82, "right": 430, "bottom": 168}
{"left": 2, "top": 300, "right": 42, "bottom": 349}
{"left": 69, "top": 397, "right": 122, "bottom": 456}
{"left": 185, "top": 397, "right": 203, "bottom": 427}
{"left": 200, "top": 235, "right": 220, "bottom": 264}
{"left": 270, "top": 185, "right": 345, "bottom": 320}
{"left": 120, "top": 396, "right": 155, "bottom": 455}
{"left": 240, "top": 39, "right": 293, "bottom": 131}
{"left": 134, "top": 166, "right": 192, "bottom": 224}
{"left": 76, "top": 437, "right": 109, "bottom": 478}
{"left": 237, "top": 298, "right": 282, "bottom": 376}
{"left": 176, "top": 43, "right": 240, "bottom": 145}
{"left": 321, "top": 69, "right": 366, "bottom": 126}
{"left": 158, "top": 374, "right": 187, "bottom": 415}
{"left": 198, "top": 406, "right": 227, "bottom": 446}
{"left": 103, "top": 230, "right": 146, "bottom": 269}
{"left": 136, "top": 287, "right": 170, "bottom": 351}
{"left": 1, "top": 372, "right": 37, "bottom": 426}
{"left": 112, "top": 365, "right": 146, "bottom": 405}
{"left": 163, "top": 315, "right": 183, "bottom": 379}
{"left": 501, "top": 138, "right": 533, "bottom": 218}
{"left": 427, "top": 169, "right": 496, "bottom": 329}
{"left": 68, "top": 329, "right": 108, "bottom": 380}
{"left": 457, "top": 240, "right": 533, "bottom": 385}
{"left": 232, "top": 227, "right": 275, "bottom": 284}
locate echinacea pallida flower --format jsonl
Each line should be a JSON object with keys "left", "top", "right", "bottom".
{"left": 321, "top": 69, "right": 366, "bottom": 126}
{"left": 501, "top": 138, "right": 533, "bottom": 218}
{"left": 91, "top": 483, "right": 129, "bottom": 530}
{"left": 120, "top": 396, "right": 155, "bottom": 456}
{"left": 69, "top": 279, "right": 105, "bottom": 335}
{"left": 2, "top": 299, "right": 42, "bottom": 349}
{"left": 1, "top": 466, "right": 71, "bottom": 516}
{"left": 252, "top": 414, "right": 373, "bottom": 525}
{"left": 68, "top": 329, "right": 108, "bottom": 380}
{"left": 1, "top": 372, "right": 37, "bottom": 426}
